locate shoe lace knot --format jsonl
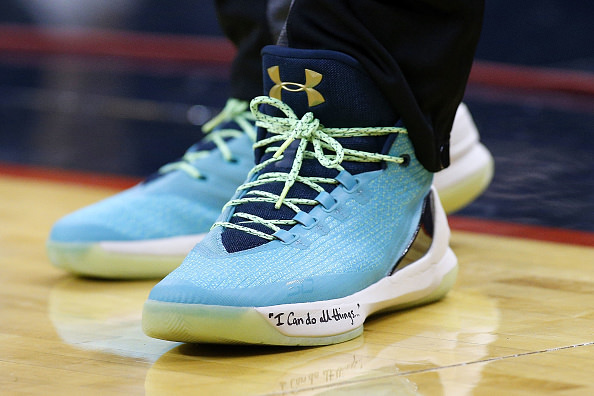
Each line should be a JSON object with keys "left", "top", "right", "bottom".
{"left": 212, "top": 96, "right": 409, "bottom": 242}
{"left": 254, "top": 98, "right": 347, "bottom": 208}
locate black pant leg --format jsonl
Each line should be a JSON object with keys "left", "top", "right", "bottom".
{"left": 215, "top": 0, "right": 273, "bottom": 101}
{"left": 283, "top": 0, "right": 484, "bottom": 171}
{"left": 215, "top": 0, "right": 294, "bottom": 101}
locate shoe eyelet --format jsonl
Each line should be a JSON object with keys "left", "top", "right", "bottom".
{"left": 400, "top": 154, "right": 410, "bottom": 167}
{"left": 315, "top": 191, "right": 339, "bottom": 212}
{"left": 343, "top": 179, "right": 360, "bottom": 194}
{"left": 273, "top": 229, "right": 299, "bottom": 244}
{"left": 335, "top": 170, "right": 359, "bottom": 193}
{"left": 321, "top": 199, "right": 339, "bottom": 213}
{"left": 303, "top": 217, "right": 319, "bottom": 230}
{"left": 293, "top": 211, "right": 318, "bottom": 229}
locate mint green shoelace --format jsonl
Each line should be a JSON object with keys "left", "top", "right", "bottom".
{"left": 158, "top": 98, "right": 256, "bottom": 179}
{"left": 212, "top": 96, "right": 408, "bottom": 241}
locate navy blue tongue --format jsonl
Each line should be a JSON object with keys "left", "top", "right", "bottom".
{"left": 221, "top": 46, "right": 399, "bottom": 253}
{"left": 254, "top": 46, "right": 398, "bottom": 163}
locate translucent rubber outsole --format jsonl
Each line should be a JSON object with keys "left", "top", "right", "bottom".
{"left": 142, "top": 249, "right": 458, "bottom": 346}
{"left": 47, "top": 242, "right": 186, "bottom": 279}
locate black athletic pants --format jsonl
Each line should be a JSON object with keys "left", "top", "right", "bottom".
{"left": 215, "top": 0, "right": 484, "bottom": 172}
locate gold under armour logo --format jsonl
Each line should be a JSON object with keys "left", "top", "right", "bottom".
{"left": 267, "top": 66, "right": 325, "bottom": 107}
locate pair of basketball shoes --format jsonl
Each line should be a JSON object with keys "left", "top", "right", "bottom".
{"left": 48, "top": 47, "right": 493, "bottom": 346}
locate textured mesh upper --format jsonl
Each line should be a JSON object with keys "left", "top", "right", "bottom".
{"left": 49, "top": 118, "right": 254, "bottom": 243}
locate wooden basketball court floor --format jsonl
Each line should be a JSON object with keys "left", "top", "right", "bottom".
{"left": 1, "top": 5, "right": 593, "bottom": 394}
{"left": 1, "top": 170, "right": 593, "bottom": 395}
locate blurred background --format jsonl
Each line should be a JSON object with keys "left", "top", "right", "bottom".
{"left": 0, "top": 0, "right": 592, "bottom": 232}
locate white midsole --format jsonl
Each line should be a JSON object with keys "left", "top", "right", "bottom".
{"left": 434, "top": 142, "right": 493, "bottom": 192}
{"left": 99, "top": 234, "right": 206, "bottom": 255}
{"left": 255, "top": 187, "right": 455, "bottom": 338}
{"left": 434, "top": 102, "right": 493, "bottom": 192}
{"left": 450, "top": 102, "right": 480, "bottom": 160}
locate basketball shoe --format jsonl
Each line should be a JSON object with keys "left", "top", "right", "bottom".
{"left": 47, "top": 98, "right": 256, "bottom": 279}
{"left": 142, "top": 46, "right": 458, "bottom": 345}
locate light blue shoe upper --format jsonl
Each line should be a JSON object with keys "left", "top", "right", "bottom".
{"left": 49, "top": 100, "right": 255, "bottom": 243}
{"left": 147, "top": 47, "right": 433, "bottom": 307}
{"left": 148, "top": 127, "right": 432, "bottom": 306}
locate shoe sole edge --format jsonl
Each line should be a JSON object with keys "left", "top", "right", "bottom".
{"left": 46, "top": 235, "right": 205, "bottom": 279}
{"left": 142, "top": 248, "right": 457, "bottom": 346}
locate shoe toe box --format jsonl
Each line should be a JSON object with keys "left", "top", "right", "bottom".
{"left": 147, "top": 236, "right": 382, "bottom": 307}
{"left": 49, "top": 187, "right": 216, "bottom": 243}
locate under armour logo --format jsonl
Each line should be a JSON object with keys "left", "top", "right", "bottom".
{"left": 267, "top": 66, "right": 325, "bottom": 107}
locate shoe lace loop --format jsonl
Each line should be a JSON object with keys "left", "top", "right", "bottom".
{"left": 158, "top": 99, "right": 256, "bottom": 179}
{"left": 213, "top": 96, "right": 408, "bottom": 241}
